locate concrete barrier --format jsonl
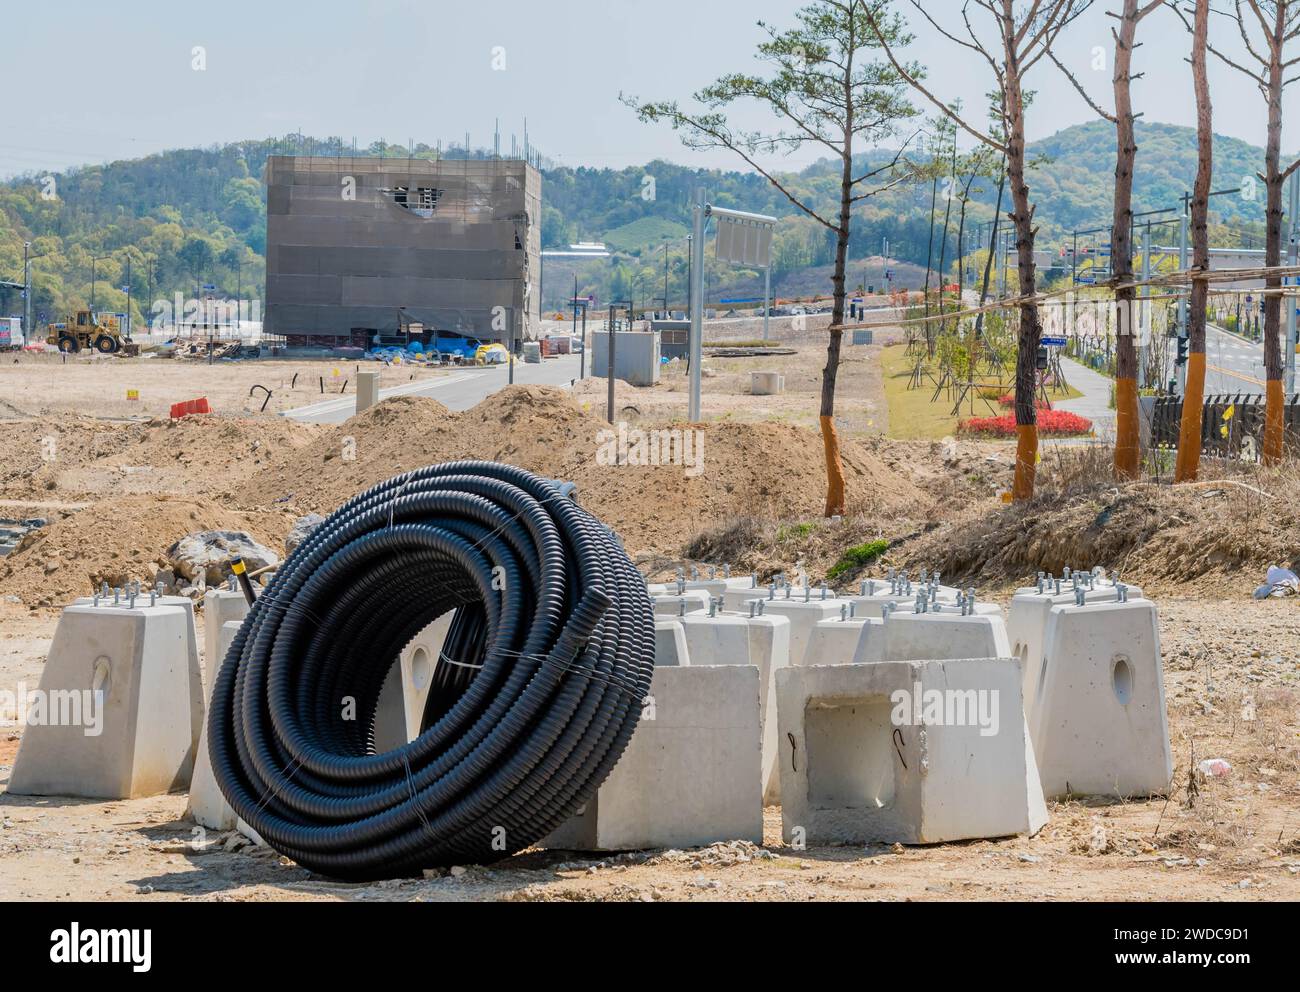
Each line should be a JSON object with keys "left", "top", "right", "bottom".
{"left": 543, "top": 665, "right": 763, "bottom": 852}
{"left": 1032, "top": 599, "right": 1172, "bottom": 799}
{"left": 777, "top": 660, "right": 1047, "bottom": 846}
{"left": 10, "top": 603, "right": 198, "bottom": 799}
{"left": 187, "top": 620, "right": 244, "bottom": 829}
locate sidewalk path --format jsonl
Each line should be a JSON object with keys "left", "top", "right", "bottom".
{"left": 1053, "top": 356, "right": 1114, "bottom": 443}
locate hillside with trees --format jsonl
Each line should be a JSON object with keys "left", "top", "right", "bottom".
{"left": 0, "top": 122, "right": 1277, "bottom": 326}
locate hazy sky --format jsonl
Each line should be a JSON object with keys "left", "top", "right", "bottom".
{"left": 3, "top": 0, "right": 1294, "bottom": 180}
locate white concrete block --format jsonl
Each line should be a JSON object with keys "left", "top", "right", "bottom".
{"left": 882, "top": 612, "right": 1012, "bottom": 664}
{"left": 76, "top": 592, "right": 203, "bottom": 742}
{"left": 804, "top": 617, "right": 885, "bottom": 666}
{"left": 1031, "top": 600, "right": 1172, "bottom": 799}
{"left": 201, "top": 589, "right": 249, "bottom": 680}
{"left": 398, "top": 612, "right": 457, "bottom": 743}
{"left": 722, "top": 583, "right": 768, "bottom": 614}
{"left": 653, "top": 591, "right": 711, "bottom": 617}
{"left": 543, "top": 665, "right": 763, "bottom": 851}
{"left": 10, "top": 604, "right": 198, "bottom": 799}
{"left": 187, "top": 620, "right": 243, "bottom": 830}
{"left": 777, "top": 660, "right": 1046, "bottom": 846}
{"left": 746, "top": 615, "right": 791, "bottom": 805}
{"left": 654, "top": 619, "right": 690, "bottom": 667}
{"left": 678, "top": 612, "right": 750, "bottom": 666}
{"left": 1009, "top": 583, "right": 1144, "bottom": 707}
{"left": 758, "top": 598, "right": 846, "bottom": 671}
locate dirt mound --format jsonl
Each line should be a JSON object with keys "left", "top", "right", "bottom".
{"left": 242, "top": 386, "right": 926, "bottom": 554}
{"left": 0, "top": 414, "right": 319, "bottom": 501}
{"left": 0, "top": 495, "right": 293, "bottom": 608}
{"left": 898, "top": 476, "right": 1300, "bottom": 595}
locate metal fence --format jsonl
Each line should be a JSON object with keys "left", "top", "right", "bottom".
{"left": 1150, "top": 393, "right": 1300, "bottom": 460}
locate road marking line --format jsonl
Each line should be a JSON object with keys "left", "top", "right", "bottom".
{"left": 1206, "top": 363, "right": 1266, "bottom": 387}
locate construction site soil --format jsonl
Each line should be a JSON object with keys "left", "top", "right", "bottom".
{"left": 0, "top": 377, "right": 1297, "bottom": 903}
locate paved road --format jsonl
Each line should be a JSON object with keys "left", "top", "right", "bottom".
{"left": 283, "top": 354, "right": 587, "bottom": 425}
{"left": 1204, "top": 323, "right": 1266, "bottom": 394}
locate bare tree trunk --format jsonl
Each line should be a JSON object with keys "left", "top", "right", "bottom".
{"left": 935, "top": 147, "right": 957, "bottom": 344}
{"left": 1176, "top": 0, "right": 1212, "bottom": 482}
{"left": 923, "top": 173, "right": 938, "bottom": 332}
{"left": 974, "top": 163, "right": 1007, "bottom": 343}
{"left": 1112, "top": 0, "right": 1143, "bottom": 480}
{"left": 1006, "top": 60, "right": 1040, "bottom": 502}
{"left": 821, "top": 135, "right": 855, "bottom": 517}
{"left": 1263, "top": 3, "right": 1288, "bottom": 465}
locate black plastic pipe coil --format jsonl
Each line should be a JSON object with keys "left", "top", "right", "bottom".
{"left": 208, "top": 461, "right": 656, "bottom": 880}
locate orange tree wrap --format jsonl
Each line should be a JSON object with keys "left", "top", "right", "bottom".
{"left": 1012, "top": 423, "right": 1038, "bottom": 502}
{"left": 1114, "top": 376, "right": 1140, "bottom": 480}
{"left": 820, "top": 415, "right": 847, "bottom": 517}
{"left": 1263, "top": 378, "right": 1285, "bottom": 465}
{"left": 1174, "top": 354, "right": 1207, "bottom": 482}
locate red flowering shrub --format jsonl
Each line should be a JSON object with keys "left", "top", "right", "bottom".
{"left": 957, "top": 410, "right": 1093, "bottom": 438}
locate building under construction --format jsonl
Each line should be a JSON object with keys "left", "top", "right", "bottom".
{"left": 264, "top": 156, "right": 541, "bottom": 349}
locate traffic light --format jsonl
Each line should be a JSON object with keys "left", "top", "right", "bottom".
{"left": 1176, "top": 334, "right": 1190, "bottom": 367}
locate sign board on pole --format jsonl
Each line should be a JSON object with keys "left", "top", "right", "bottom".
{"left": 711, "top": 207, "right": 776, "bottom": 268}
{"left": 1042, "top": 336, "right": 1068, "bottom": 348}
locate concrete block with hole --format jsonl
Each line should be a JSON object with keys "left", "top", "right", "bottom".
{"left": 10, "top": 603, "right": 198, "bottom": 799}
{"left": 76, "top": 592, "right": 204, "bottom": 736}
{"left": 1008, "top": 583, "right": 1144, "bottom": 710}
{"left": 777, "top": 660, "right": 1047, "bottom": 846}
{"left": 188, "top": 620, "right": 244, "bottom": 829}
{"left": 1031, "top": 600, "right": 1171, "bottom": 799}
{"left": 758, "top": 598, "right": 846, "bottom": 670}
{"left": 542, "top": 665, "right": 763, "bottom": 852}
{"left": 881, "top": 611, "right": 1012, "bottom": 664}
{"left": 804, "top": 616, "right": 885, "bottom": 666}
{"left": 397, "top": 612, "right": 458, "bottom": 743}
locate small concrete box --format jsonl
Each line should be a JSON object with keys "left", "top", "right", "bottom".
{"left": 1032, "top": 600, "right": 1172, "bottom": 799}
{"left": 10, "top": 604, "right": 198, "bottom": 800}
{"left": 778, "top": 660, "right": 1047, "bottom": 846}
{"left": 591, "top": 329, "right": 662, "bottom": 387}
{"left": 751, "top": 371, "right": 785, "bottom": 396}
{"left": 188, "top": 620, "right": 244, "bottom": 829}
{"left": 201, "top": 589, "right": 249, "bottom": 679}
{"left": 356, "top": 370, "right": 381, "bottom": 414}
{"left": 543, "top": 665, "right": 764, "bottom": 852}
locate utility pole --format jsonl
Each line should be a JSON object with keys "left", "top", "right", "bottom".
{"left": 1177, "top": 193, "right": 1191, "bottom": 395}
{"left": 22, "top": 242, "right": 32, "bottom": 346}
{"left": 124, "top": 256, "right": 132, "bottom": 338}
{"left": 689, "top": 188, "right": 705, "bottom": 423}
{"left": 663, "top": 242, "right": 670, "bottom": 316}
{"left": 763, "top": 261, "right": 772, "bottom": 341}
{"left": 1288, "top": 170, "right": 1299, "bottom": 393}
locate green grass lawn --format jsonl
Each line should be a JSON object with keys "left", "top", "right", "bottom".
{"left": 880, "top": 344, "right": 1083, "bottom": 441}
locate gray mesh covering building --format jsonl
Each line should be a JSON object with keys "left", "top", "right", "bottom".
{"left": 264, "top": 156, "right": 541, "bottom": 349}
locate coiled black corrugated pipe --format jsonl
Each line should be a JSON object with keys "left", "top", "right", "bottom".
{"left": 208, "top": 461, "right": 655, "bottom": 880}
